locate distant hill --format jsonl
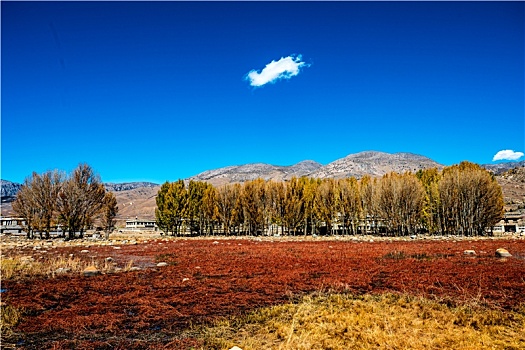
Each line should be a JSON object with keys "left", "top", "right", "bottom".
{"left": 191, "top": 151, "right": 442, "bottom": 185}
{"left": 104, "top": 182, "right": 159, "bottom": 192}
{"left": 311, "top": 151, "right": 442, "bottom": 179}
{"left": 189, "top": 160, "right": 323, "bottom": 187}
{"left": 1, "top": 180, "right": 22, "bottom": 203}
{"left": 113, "top": 185, "right": 160, "bottom": 222}
{"left": 495, "top": 166, "right": 525, "bottom": 210}
{"left": 482, "top": 161, "right": 525, "bottom": 175}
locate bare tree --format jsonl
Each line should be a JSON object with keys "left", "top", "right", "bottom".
{"left": 283, "top": 177, "right": 305, "bottom": 235}
{"left": 31, "top": 170, "right": 63, "bottom": 239}
{"left": 359, "top": 175, "right": 380, "bottom": 234}
{"left": 12, "top": 179, "right": 36, "bottom": 239}
{"left": 12, "top": 171, "right": 63, "bottom": 239}
{"left": 314, "top": 179, "right": 338, "bottom": 235}
{"left": 337, "top": 177, "right": 361, "bottom": 235}
{"left": 202, "top": 183, "right": 218, "bottom": 235}
{"left": 57, "top": 164, "right": 106, "bottom": 239}
{"left": 241, "top": 179, "right": 267, "bottom": 235}
{"left": 101, "top": 191, "right": 119, "bottom": 239}
{"left": 438, "top": 162, "right": 503, "bottom": 236}
{"left": 265, "top": 181, "right": 285, "bottom": 235}
{"left": 376, "top": 172, "right": 424, "bottom": 236}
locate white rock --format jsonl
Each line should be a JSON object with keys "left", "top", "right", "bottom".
{"left": 55, "top": 267, "right": 71, "bottom": 274}
{"left": 463, "top": 250, "right": 477, "bottom": 256}
{"left": 156, "top": 262, "right": 168, "bottom": 267}
{"left": 229, "top": 347, "right": 243, "bottom": 350}
{"left": 80, "top": 250, "right": 89, "bottom": 253}
{"left": 495, "top": 248, "right": 512, "bottom": 258}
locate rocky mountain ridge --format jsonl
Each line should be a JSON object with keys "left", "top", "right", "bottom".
{"left": 2, "top": 152, "right": 524, "bottom": 220}
{"left": 482, "top": 161, "right": 525, "bottom": 175}
{"left": 311, "top": 151, "right": 442, "bottom": 179}
{"left": 190, "top": 160, "right": 323, "bottom": 187}
{"left": 189, "top": 151, "right": 443, "bottom": 186}
{"left": 104, "top": 182, "right": 159, "bottom": 192}
{"left": 0, "top": 180, "right": 22, "bottom": 203}
{"left": 2, "top": 152, "right": 525, "bottom": 202}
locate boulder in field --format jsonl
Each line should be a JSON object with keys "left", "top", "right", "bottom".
{"left": 495, "top": 248, "right": 512, "bottom": 258}
{"left": 83, "top": 266, "right": 100, "bottom": 277}
{"left": 463, "top": 250, "right": 476, "bottom": 256}
{"left": 157, "top": 262, "right": 168, "bottom": 267}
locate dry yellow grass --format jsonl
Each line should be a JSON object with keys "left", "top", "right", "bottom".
{"left": 0, "top": 254, "right": 119, "bottom": 280}
{"left": 199, "top": 293, "right": 525, "bottom": 350}
{"left": 0, "top": 302, "right": 22, "bottom": 336}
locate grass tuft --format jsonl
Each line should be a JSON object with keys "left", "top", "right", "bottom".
{"left": 197, "top": 293, "right": 525, "bottom": 350}
{"left": 0, "top": 302, "right": 22, "bottom": 336}
{"left": 0, "top": 254, "right": 132, "bottom": 280}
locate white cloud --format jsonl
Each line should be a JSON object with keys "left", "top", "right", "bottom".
{"left": 492, "top": 150, "right": 524, "bottom": 161}
{"left": 245, "top": 54, "right": 308, "bottom": 87}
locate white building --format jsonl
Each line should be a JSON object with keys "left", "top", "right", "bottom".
{"left": 125, "top": 218, "right": 157, "bottom": 231}
{"left": 492, "top": 212, "right": 524, "bottom": 234}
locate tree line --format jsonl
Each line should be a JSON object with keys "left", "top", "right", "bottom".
{"left": 12, "top": 164, "right": 118, "bottom": 239}
{"left": 156, "top": 162, "right": 504, "bottom": 237}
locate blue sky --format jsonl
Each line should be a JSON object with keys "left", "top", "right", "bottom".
{"left": 2, "top": 1, "right": 524, "bottom": 184}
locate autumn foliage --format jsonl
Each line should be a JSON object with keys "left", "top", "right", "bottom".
{"left": 12, "top": 164, "right": 118, "bottom": 239}
{"left": 156, "top": 162, "right": 503, "bottom": 237}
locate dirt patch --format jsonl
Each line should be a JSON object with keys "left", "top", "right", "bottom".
{"left": 3, "top": 238, "right": 525, "bottom": 349}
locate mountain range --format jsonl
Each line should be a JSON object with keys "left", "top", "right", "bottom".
{"left": 188, "top": 151, "right": 442, "bottom": 186}
{"left": 2, "top": 151, "right": 524, "bottom": 220}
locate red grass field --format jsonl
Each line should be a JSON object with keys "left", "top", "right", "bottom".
{"left": 2, "top": 237, "right": 525, "bottom": 349}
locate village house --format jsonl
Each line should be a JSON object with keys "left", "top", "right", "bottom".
{"left": 492, "top": 212, "right": 525, "bottom": 234}
{"left": 125, "top": 218, "right": 158, "bottom": 231}
{"left": 0, "top": 217, "right": 25, "bottom": 234}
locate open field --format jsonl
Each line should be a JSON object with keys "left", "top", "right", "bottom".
{"left": 1, "top": 235, "right": 525, "bottom": 349}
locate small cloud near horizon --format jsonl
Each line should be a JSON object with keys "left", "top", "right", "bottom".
{"left": 245, "top": 54, "right": 309, "bottom": 87}
{"left": 492, "top": 149, "right": 524, "bottom": 161}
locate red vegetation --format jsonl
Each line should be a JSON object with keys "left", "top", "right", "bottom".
{"left": 3, "top": 238, "right": 525, "bottom": 349}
